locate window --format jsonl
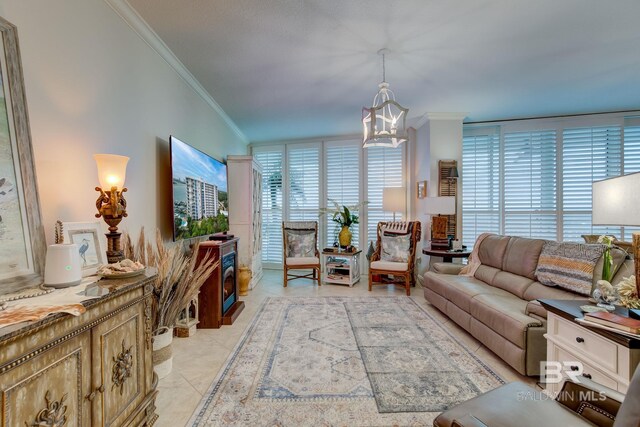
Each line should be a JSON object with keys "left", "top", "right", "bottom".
{"left": 287, "top": 144, "right": 320, "bottom": 221}
{"left": 462, "top": 113, "right": 640, "bottom": 245}
{"left": 325, "top": 142, "right": 361, "bottom": 247}
{"left": 254, "top": 148, "right": 284, "bottom": 264}
{"left": 462, "top": 128, "right": 500, "bottom": 247}
{"left": 503, "top": 130, "right": 557, "bottom": 240}
{"left": 562, "top": 125, "right": 621, "bottom": 241}
{"left": 365, "top": 146, "right": 404, "bottom": 245}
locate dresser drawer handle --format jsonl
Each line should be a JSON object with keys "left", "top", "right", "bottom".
{"left": 575, "top": 337, "right": 585, "bottom": 343}
{"left": 582, "top": 373, "right": 592, "bottom": 379}
{"left": 570, "top": 365, "right": 580, "bottom": 371}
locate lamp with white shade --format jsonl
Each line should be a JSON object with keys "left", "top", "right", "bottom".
{"left": 592, "top": 172, "right": 640, "bottom": 297}
{"left": 425, "top": 196, "right": 456, "bottom": 241}
{"left": 383, "top": 187, "right": 406, "bottom": 221}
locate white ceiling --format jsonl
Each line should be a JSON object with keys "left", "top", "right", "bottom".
{"left": 129, "top": 0, "right": 640, "bottom": 142}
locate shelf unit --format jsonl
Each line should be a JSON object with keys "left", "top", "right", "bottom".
{"left": 321, "top": 250, "right": 362, "bottom": 286}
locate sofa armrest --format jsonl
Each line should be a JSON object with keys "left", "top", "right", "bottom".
{"left": 556, "top": 377, "right": 624, "bottom": 425}
{"left": 431, "top": 262, "right": 464, "bottom": 275}
{"left": 451, "top": 415, "right": 488, "bottom": 427}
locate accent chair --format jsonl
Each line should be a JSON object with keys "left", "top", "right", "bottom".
{"left": 368, "top": 221, "right": 421, "bottom": 296}
{"left": 282, "top": 221, "right": 321, "bottom": 287}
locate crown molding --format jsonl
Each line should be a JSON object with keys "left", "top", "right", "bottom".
{"left": 104, "top": 0, "right": 248, "bottom": 144}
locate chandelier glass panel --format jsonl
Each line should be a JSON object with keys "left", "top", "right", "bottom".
{"left": 362, "top": 50, "right": 409, "bottom": 148}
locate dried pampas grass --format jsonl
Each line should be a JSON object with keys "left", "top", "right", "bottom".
{"left": 124, "top": 228, "right": 218, "bottom": 332}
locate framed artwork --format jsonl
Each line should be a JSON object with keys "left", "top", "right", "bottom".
{"left": 62, "top": 221, "right": 106, "bottom": 276}
{"left": 0, "top": 18, "right": 46, "bottom": 292}
{"left": 416, "top": 180, "right": 428, "bottom": 199}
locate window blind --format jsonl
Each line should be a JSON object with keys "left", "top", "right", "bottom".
{"left": 288, "top": 145, "right": 320, "bottom": 221}
{"left": 254, "top": 149, "right": 284, "bottom": 264}
{"left": 366, "top": 146, "right": 404, "bottom": 244}
{"left": 503, "top": 130, "right": 557, "bottom": 239}
{"left": 624, "top": 122, "right": 640, "bottom": 239}
{"left": 562, "top": 125, "right": 622, "bottom": 241}
{"left": 462, "top": 130, "right": 500, "bottom": 247}
{"left": 325, "top": 144, "right": 361, "bottom": 247}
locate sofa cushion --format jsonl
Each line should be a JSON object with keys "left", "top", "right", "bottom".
{"left": 503, "top": 237, "right": 546, "bottom": 280}
{"left": 432, "top": 262, "right": 464, "bottom": 275}
{"left": 370, "top": 260, "right": 408, "bottom": 272}
{"left": 477, "top": 235, "right": 510, "bottom": 270}
{"left": 474, "top": 265, "right": 500, "bottom": 287}
{"left": 491, "top": 271, "right": 536, "bottom": 299}
{"left": 593, "top": 246, "right": 629, "bottom": 284}
{"left": 424, "top": 271, "right": 516, "bottom": 313}
{"left": 469, "top": 294, "right": 542, "bottom": 348}
{"left": 525, "top": 300, "right": 547, "bottom": 319}
{"left": 522, "top": 281, "right": 584, "bottom": 302}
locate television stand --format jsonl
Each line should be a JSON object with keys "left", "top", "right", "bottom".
{"left": 195, "top": 238, "right": 244, "bottom": 328}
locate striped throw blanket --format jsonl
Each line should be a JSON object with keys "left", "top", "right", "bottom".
{"left": 535, "top": 242, "right": 604, "bottom": 295}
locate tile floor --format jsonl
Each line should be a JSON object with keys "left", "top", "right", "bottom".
{"left": 155, "top": 269, "right": 537, "bottom": 426}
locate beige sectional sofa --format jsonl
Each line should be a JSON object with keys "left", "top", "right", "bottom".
{"left": 423, "top": 234, "right": 633, "bottom": 376}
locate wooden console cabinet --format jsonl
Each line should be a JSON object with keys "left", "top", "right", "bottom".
{"left": 196, "top": 239, "right": 245, "bottom": 328}
{"left": 0, "top": 273, "right": 158, "bottom": 426}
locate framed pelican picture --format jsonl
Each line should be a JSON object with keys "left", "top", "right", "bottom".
{"left": 61, "top": 221, "right": 106, "bottom": 276}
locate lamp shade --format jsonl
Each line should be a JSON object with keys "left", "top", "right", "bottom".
{"left": 592, "top": 172, "right": 640, "bottom": 226}
{"left": 94, "top": 154, "right": 129, "bottom": 190}
{"left": 383, "top": 187, "right": 406, "bottom": 212}
{"left": 425, "top": 196, "right": 456, "bottom": 215}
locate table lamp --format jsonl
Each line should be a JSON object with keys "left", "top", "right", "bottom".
{"left": 592, "top": 172, "right": 640, "bottom": 297}
{"left": 94, "top": 154, "right": 129, "bottom": 263}
{"left": 383, "top": 187, "right": 406, "bottom": 221}
{"left": 425, "top": 196, "right": 456, "bottom": 240}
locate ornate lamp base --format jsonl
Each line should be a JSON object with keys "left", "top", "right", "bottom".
{"left": 106, "top": 231, "right": 125, "bottom": 264}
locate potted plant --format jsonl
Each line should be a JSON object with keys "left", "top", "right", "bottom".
{"left": 320, "top": 200, "right": 367, "bottom": 248}
{"left": 124, "top": 229, "right": 218, "bottom": 378}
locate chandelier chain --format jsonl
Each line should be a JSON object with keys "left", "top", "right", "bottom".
{"left": 382, "top": 53, "right": 386, "bottom": 82}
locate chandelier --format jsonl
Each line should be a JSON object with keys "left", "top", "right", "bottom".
{"left": 362, "top": 49, "right": 409, "bottom": 148}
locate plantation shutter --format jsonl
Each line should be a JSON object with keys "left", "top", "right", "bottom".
{"left": 365, "top": 146, "right": 404, "bottom": 245}
{"left": 623, "top": 118, "right": 640, "bottom": 239}
{"left": 462, "top": 128, "right": 501, "bottom": 247}
{"left": 562, "top": 125, "right": 622, "bottom": 241}
{"left": 288, "top": 145, "right": 320, "bottom": 221}
{"left": 254, "top": 148, "right": 284, "bottom": 264}
{"left": 325, "top": 143, "right": 361, "bottom": 248}
{"left": 503, "top": 130, "right": 557, "bottom": 239}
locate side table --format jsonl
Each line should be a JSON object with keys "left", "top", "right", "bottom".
{"left": 422, "top": 245, "right": 471, "bottom": 263}
{"left": 539, "top": 299, "right": 640, "bottom": 395}
{"left": 321, "top": 249, "right": 362, "bottom": 286}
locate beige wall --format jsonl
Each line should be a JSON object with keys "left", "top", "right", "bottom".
{"left": 0, "top": 0, "right": 247, "bottom": 243}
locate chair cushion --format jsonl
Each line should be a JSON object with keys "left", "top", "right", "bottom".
{"left": 380, "top": 233, "right": 410, "bottom": 262}
{"left": 286, "top": 257, "right": 319, "bottom": 266}
{"left": 284, "top": 229, "right": 316, "bottom": 258}
{"left": 370, "top": 260, "right": 408, "bottom": 272}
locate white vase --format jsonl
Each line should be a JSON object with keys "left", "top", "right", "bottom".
{"left": 152, "top": 327, "right": 173, "bottom": 379}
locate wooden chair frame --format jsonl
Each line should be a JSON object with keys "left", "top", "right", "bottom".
{"left": 282, "top": 221, "right": 321, "bottom": 287}
{"left": 368, "top": 221, "right": 421, "bottom": 296}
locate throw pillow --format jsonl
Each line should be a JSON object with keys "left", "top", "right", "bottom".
{"left": 535, "top": 241, "right": 604, "bottom": 296}
{"left": 285, "top": 229, "right": 315, "bottom": 258}
{"left": 381, "top": 233, "right": 411, "bottom": 263}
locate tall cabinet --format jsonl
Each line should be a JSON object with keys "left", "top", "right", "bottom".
{"left": 228, "top": 155, "right": 263, "bottom": 289}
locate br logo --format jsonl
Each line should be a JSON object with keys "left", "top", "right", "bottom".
{"left": 541, "top": 361, "right": 585, "bottom": 384}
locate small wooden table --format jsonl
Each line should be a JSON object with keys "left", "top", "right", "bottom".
{"left": 422, "top": 246, "right": 471, "bottom": 263}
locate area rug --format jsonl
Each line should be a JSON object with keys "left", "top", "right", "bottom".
{"left": 189, "top": 296, "right": 504, "bottom": 426}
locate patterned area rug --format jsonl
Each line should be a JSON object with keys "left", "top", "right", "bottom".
{"left": 189, "top": 297, "right": 504, "bottom": 426}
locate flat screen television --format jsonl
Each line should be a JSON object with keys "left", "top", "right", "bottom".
{"left": 170, "top": 135, "right": 228, "bottom": 241}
